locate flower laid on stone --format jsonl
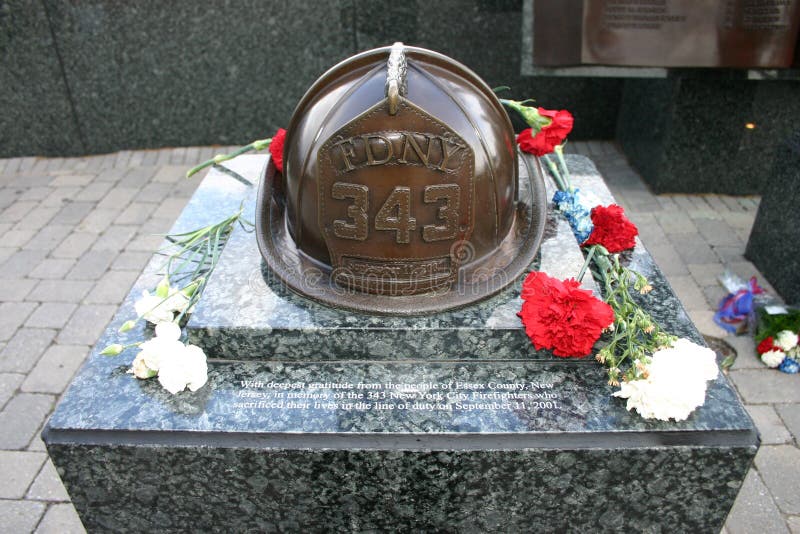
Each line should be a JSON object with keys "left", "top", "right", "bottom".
{"left": 128, "top": 321, "right": 209, "bottom": 394}
{"left": 518, "top": 271, "right": 614, "bottom": 357}
{"left": 268, "top": 128, "right": 286, "bottom": 173}
{"left": 582, "top": 204, "right": 639, "bottom": 253}
{"left": 133, "top": 277, "right": 191, "bottom": 325}
{"left": 505, "top": 95, "right": 718, "bottom": 420}
{"left": 502, "top": 100, "right": 574, "bottom": 157}
{"left": 755, "top": 330, "right": 800, "bottom": 373}
{"left": 613, "top": 338, "right": 719, "bottom": 421}
{"left": 186, "top": 128, "right": 287, "bottom": 178}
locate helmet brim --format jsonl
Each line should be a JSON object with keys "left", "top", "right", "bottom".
{"left": 255, "top": 149, "right": 548, "bottom": 316}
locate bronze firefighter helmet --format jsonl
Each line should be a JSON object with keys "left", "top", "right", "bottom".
{"left": 255, "top": 43, "right": 547, "bottom": 315}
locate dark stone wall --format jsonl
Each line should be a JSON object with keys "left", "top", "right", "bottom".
{"left": 1, "top": 0, "right": 621, "bottom": 157}
{"left": 746, "top": 130, "right": 800, "bottom": 302}
{"left": 618, "top": 72, "right": 800, "bottom": 195}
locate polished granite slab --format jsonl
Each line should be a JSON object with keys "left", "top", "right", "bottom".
{"left": 185, "top": 156, "right": 654, "bottom": 362}
{"left": 44, "top": 155, "right": 758, "bottom": 533}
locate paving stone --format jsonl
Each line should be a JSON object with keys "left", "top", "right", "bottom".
{"left": 0, "top": 249, "right": 48, "bottom": 278}
{"left": 686, "top": 309, "right": 730, "bottom": 338}
{"left": 729, "top": 370, "right": 800, "bottom": 404}
{"left": 41, "top": 187, "right": 81, "bottom": 208}
{"left": 84, "top": 270, "right": 139, "bottom": 305}
{"left": 645, "top": 243, "right": 690, "bottom": 276}
{"left": 754, "top": 445, "right": 800, "bottom": 514}
{"left": 115, "top": 201, "right": 158, "bottom": 225}
{"left": 135, "top": 182, "right": 172, "bottom": 204}
{"left": 695, "top": 218, "right": 743, "bottom": 247}
{"left": 0, "top": 450, "right": 47, "bottom": 498}
{"left": 51, "top": 202, "right": 95, "bottom": 226}
{"left": 49, "top": 174, "right": 94, "bottom": 187}
{"left": 4, "top": 229, "right": 36, "bottom": 247}
{"left": 91, "top": 225, "right": 138, "bottom": 252}
{"left": 722, "top": 211, "right": 756, "bottom": 230}
{"left": 96, "top": 187, "right": 140, "bottom": 210}
{"left": 66, "top": 250, "right": 114, "bottom": 280}
{"left": 0, "top": 499, "right": 47, "bottom": 533}
{"left": 94, "top": 167, "right": 127, "bottom": 183}
{"left": 688, "top": 263, "right": 724, "bottom": 287}
{"left": 25, "top": 303, "right": 77, "bottom": 329}
{"left": 0, "top": 278, "right": 37, "bottom": 302}
{"left": 22, "top": 344, "right": 88, "bottom": 394}
{"left": 51, "top": 232, "right": 97, "bottom": 259}
{"left": 122, "top": 166, "right": 157, "bottom": 188}
{"left": 27, "top": 280, "right": 92, "bottom": 303}
{"left": 0, "top": 372, "right": 24, "bottom": 409}
{"left": 702, "top": 284, "right": 729, "bottom": 309}
{"left": 0, "top": 392, "right": 53, "bottom": 449}
{"left": 156, "top": 197, "right": 190, "bottom": 220}
{"left": 713, "top": 245, "right": 747, "bottom": 263}
{"left": 152, "top": 165, "right": 185, "bottom": 183}
{"left": 77, "top": 208, "right": 119, "bottom": 234}
{"left": 35, "top": 503, "right": 86, "bottom": 534}
{"left": 138, "top": 217, "right": 173, "bottom": 235}
{"left": 125, "top": 233, "right": 165, "bottom": 252}
{"left": 74, "top": 182, "right": 113, "bottom": 202}
{"left": 30, "top": 259, "right": 76, "bottom": 280}
{"left": 0, "top": 301, "right": 37, "bottom": 341}
{"left": 0, "top": 328, "right": 56, "bottom": 373}
{"left": 26, "top": 459, "right": 70, "bottom": 502}
{"left": 656, "top": 211, "right": 697, "bottom": 234}
{"left": 111, "top": 251, "right": 152, "bottom": 272}
{"left": 666, "top": 275, "right": 708, "bottom": 310}
{"left": 57, "top": 304, "right": 116, "bottom": 345}
{"left": 671, "top": 233, "right": 719, "bottom": 264}
{"left": 170, "top": 177, "right": 201, "bottom": 199}
{"left": 776, "top": 404, "right": 800, "bottom": 443}
{"left": 23, "top": 225, "right": 74, "bottom": 252}
{"left": 727, "top": 336, "right": 764, "bottom": 370}
{"left": 0, "top": 200, "right": 39, "bottom": 223}
{"left": 720, "top": 195, "right": 746, "bottom": 211}
{"left": 745, "top": 405, "right": 793, "bottom": 445}
{"left": 725, "top": 468, "right": 788, "bottom": 534}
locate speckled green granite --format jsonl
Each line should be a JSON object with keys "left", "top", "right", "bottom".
{"left": 44, "top": 155, "right": 757, "bottom": 533}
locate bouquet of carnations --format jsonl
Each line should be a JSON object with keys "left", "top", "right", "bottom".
{"left": 754, "top": 306, "right": 800, "bottom": 374}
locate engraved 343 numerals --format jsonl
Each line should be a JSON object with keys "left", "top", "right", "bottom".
{"left": 331, "top": 182, "right": 460, "bottom": 243}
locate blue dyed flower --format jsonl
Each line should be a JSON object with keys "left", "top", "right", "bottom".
{"left": 778, "top": 358, "right": 800, "bottom": 374}
{"left": 553, "top": 189, "right": 594, "bottom": 244}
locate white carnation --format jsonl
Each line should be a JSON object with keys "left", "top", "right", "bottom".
{"left": 774, "top": 330, "right": 798, "bottom": 352}
{"left": 131, "top": 353, "right": 157, "bottom": 379}
{"left": 760, "top": 349, "right": 786, "bottom": 368}
{"left": 613, "top": 338, "right": 719, "bottom": 421}
{"left": 158, "top": 343, "right": 208, "bottom": 394}
{"left": 133, "top": 288, "right": 191, "bottom": 325}
{"left": 135, "top": 321, "right": 183, "bottom": 372}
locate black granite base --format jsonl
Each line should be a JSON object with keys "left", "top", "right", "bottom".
{"left": 44, "top": 155, "right": 757, "bottom": 532}
{"left": 746, "top": 130, "right": 800, "bottom": 302}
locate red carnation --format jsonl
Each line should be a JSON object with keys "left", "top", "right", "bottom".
{"left": 756, "top": 336, "right": 777, "bottom": 355}
{"left": 518, "top": 271, "right": 614, "bottom": 358}
{"left": 582, "top": 204, "right": 638, "bottom": 253}
{"left": 269, "top": 128, "right": 287, "bottom": 173}
{"left": 516, "top": 108, "right": 574, "bottom": 157}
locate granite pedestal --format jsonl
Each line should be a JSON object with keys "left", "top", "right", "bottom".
{"left": 44, "top": 155, "right": 757, "bottom": 532}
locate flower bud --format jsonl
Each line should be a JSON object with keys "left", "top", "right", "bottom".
{"left": 100, "top": 343, "right": 124, "bottom": 356}
{"left": 119, "top": 320, "right": 137, "bottom": 333}
{"left": 155, "top": 276, "right": 171, "bottom": 299}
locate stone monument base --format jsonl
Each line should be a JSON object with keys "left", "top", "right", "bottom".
{"left": 44, "top": 156, "right": 757, "bottom": 532}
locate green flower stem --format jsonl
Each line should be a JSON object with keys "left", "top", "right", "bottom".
{"left": 499, "top": 99, "right": 551, "bottom": 130}
{"left": 542, "top": 155, "right": 567, "bottom": 191}
{"left": 185, "top": 138, "right": 272, "bottom": 178}
{"left": 554, "top": 145, "right": 573, "bottom": 192}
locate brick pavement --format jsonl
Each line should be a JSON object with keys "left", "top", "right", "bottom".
{"left": 0, "top": 143, "right": 796, "bottom": 533}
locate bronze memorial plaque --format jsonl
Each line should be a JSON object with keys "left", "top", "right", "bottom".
{"left": 534, "top": 0, "right": 800, "bottom": 68}
{"left": 255, "top": 43, "right": 548, "bottom": 315}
